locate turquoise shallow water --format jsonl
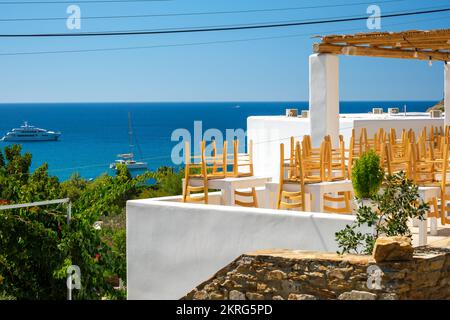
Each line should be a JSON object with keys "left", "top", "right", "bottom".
{"left": 0, "top": 101, "right": 437, "bottom": 181}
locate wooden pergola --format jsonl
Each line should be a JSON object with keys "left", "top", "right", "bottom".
{"left": 308, "top": 29, "right": 450, "bottom": 147}
{"left": 313, "top": 29, "right": 450, "bottom": 61}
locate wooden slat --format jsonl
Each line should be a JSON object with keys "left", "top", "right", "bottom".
{"left": 323, "top": 194, "right": 346, "bottom": 202}
{"left": 281, "top": 191, "right": 303, "bottom": 198}
{"left": 323, "top": 205, "right": 352, "bottom": 214}
{"left": 279, "top": 201, "right": 303, "bottom": 209}
{"left": 320, "top": 29, "right": 450, "bottom": 45}
{"left": 187, "top": 186, "right": 206, "bottom": 192}
{"left": 313, "top": 43, "right": 450, "bottom": 61}
{"left": 234, "top": 200, "right": 256, "bottom": 207}
{"left": 187, "top": 196, "right": 206, "bottom": 202}
{"left": 234, "top": 190, "right": 253, "bottom": 197}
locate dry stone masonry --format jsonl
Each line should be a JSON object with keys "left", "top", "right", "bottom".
{"left": 183, "top": 240, "right": 450, "bottom": 300}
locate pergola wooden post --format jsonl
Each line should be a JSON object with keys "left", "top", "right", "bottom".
{"left": 309, "top": 29, "right": 450, "bottom": 138}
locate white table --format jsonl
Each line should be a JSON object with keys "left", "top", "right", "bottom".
{"left": 183, "top": 176, "right": 272, "bottom": 206}
{"left": 265, "top": 180, "right": 354, "bottom": 212}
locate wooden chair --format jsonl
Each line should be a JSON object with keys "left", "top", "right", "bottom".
{"left": 183, "top": 140, "right": 227, "bottom": 204}
{"left": 210, "top": 140, "right": 228, "bottom": 177}
{"left": 183, "top": 141, "right": 209, "bottom": 204}
{"left": 277, "top": 142, "right": 306, "bottom": 211}
{"left": 408, "top": 142, "right": 437, "bottom": 186}
{"left": 383, "top": 141, "right": 412, "bottom": 176}
{"left": 301, "top": 135, "right": 321, "bottom": 159}
{"left": 229, "top": 139, "right": 254, "bottom": 177}
{"left": 324, "top": 135, "right": 346, "bottom": 181}
{"left": 437, "top": 143, "right": 450, "bottom": 225}
{"left": 302, "top": 139, "right": 327, "bottom": 183}
{"left": 323, "top": 192, "right": 352, "bottom": 214}
{"left": 348, "top": 129, "right": 367, "bottom": 178}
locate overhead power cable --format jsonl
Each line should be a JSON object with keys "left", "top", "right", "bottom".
{"left": 0, "top": 0, "right": 171, "bottom": 4}
{"left": 0, "top": 0, "right": 406, "bottom": 21}
{"left": 0, "top": 7, "right": 448, "bottom": 38}
{"left": 0, "top": 14, "right": 448, "bottom": 56}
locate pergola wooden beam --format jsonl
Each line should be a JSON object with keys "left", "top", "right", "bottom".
{"left": 313, "top": 43, "right": 450, "bottom": 61}
{"left": 314, "top": 29, "right": 450, "bottom": 61}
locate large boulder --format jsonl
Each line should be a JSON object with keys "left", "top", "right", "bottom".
{"left": 372, "top": 236, "right": 414, "bottom": 262}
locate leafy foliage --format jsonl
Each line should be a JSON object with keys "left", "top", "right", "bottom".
{"left": 351, "top": 149, "right": 384, "bottom": 199}
{"left": 0, "top": 145, "right": 152, "bottom": 299}
{"left": 336, "top": 172, "right": 428, "bottom": 255}
{"left": 138, "top": 166, "right": 183, "bottom": 198}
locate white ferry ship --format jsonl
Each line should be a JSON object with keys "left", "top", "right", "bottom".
{"left": 2, "top": 122, "right": 61, "bottom": 142}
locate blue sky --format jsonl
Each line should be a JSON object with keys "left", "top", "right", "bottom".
{"left": 0, "top": 0, "right": 449, "bottom": 103}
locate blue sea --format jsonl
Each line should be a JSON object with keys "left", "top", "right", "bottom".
{"left": 0, "top": 101, "right": 438, "bottom": 181}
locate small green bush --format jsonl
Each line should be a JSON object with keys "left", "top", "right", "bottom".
{"left": 351, "top": 149, "right": 384, "bottom": 199}
{"left": 336, "top": 172, "right": 428, "bottom": 254}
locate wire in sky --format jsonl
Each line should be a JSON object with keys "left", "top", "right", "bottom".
{"left": 0, "top": 0, "right": 171, "bottom": 4}
{"left": 1, "top": 14, "right": 447, "bottom": 56}
{"left": 0, "top": 7, "right": 449, "bottom": 37}
{"left": 0, "top": 0, "right": 407, "bottom": 22}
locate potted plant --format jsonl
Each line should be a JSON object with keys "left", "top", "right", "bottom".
{"left": 351, "top": 149, "right": 384, "bottom": 208}
{"left": 336, "top": 172, "right": 428, "bottom": 254}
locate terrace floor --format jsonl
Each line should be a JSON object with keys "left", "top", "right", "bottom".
{"left": 411, "top": 220, "right": 450, "bottom": 247}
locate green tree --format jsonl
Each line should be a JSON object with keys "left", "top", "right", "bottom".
{"left": 0, "top": 145, "right": 151, "bottom": 299}
{"left": 336, "top": 172, "right": 429, "bottom": 255}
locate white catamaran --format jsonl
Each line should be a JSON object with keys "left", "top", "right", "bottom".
{"left": 110, "top": 113, "right": 147, "bottom": 171}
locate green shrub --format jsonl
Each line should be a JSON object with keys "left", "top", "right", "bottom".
{"left": 336, "top": 172, "right": 428, "bottom": 254}
{"left": 351, "top": 149, "right": 384, "bottom": 199}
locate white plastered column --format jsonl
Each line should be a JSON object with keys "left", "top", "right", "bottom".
{"left": 309, "top": 53, "right": 340, "bottom": 147}
{"left": 445, "top": 63, "right": 450, "bottom": 127}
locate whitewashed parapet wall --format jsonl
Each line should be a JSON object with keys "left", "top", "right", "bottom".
{"left": 126, "top": 199, "right": 369, "bottom": 300}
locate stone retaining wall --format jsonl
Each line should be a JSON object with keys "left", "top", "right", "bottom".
{"left": 183, "top": 244, "right": 450, "bottom": 300}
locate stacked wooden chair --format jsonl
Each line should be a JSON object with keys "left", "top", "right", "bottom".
{"left": 183, "top": 139, "right": 258, "bottom": 207}
{"left": 278, "top": 135, "right": 351, "bottom": 213}
{"left": 229, "top": 139, "right": 258, "bottom": 207}
{"left": 183, "top": 140, "right": 227, "bottom": 204}
{"left": 277, "top": 142, "right": 306, "bottom": 210}
{"left": 321, "top": 135, "right": 352, "bottom": 214}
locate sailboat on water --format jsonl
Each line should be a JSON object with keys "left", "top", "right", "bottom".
{"left": 110, "top": 112, "right": 147, "bottom": 171}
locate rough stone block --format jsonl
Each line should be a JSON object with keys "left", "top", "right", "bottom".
{"left": 373, "top": 236, "right": 414, "bottom": 262}
{"left": 229, "top": 290, "right": 246, "bottom": 300}
{"left": 338, "top": 290, "right": 377, "bottom": 300}
{"left": 288, "top": 293, "right": 318, "bottom": 300}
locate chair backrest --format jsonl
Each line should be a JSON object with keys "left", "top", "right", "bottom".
{"left": 184, "top": 140, "right": 207, "bottom": 178}
{"left": 277, "top": 142, "right": 306, "bottom": 211}
{"left": 230, "top": 139, "right": 254, "bottom": 177}
{"left": 183, "top": 141, "right": 208, "bottom": 203}
{"left": 439, "top": 142, "right": 450, "bottom": 225}
{"left": 322, "top": 135, "right": 346, "bottom": 181}
{"left": 301, "top": 135, "right": 313, "bottom": 158}
{"left": 210, "top": 140, "right": 228, "bottom": 177}
{"left": 380, "top": 142, "right": 391, "bottom": 175}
